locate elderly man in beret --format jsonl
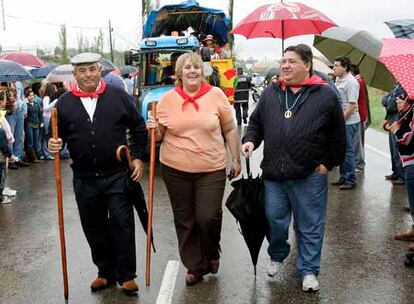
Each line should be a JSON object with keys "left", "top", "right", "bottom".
{"left": 48, "top": 52, "right": 147, "bottom": 295}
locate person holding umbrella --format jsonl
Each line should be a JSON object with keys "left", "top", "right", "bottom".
{"left": 241, "top": 44, "right": 346, "bottom": 292}
{"left": 48, "top": 52, "right": 147, "bottom": 295}
{"left": 147, "top": 52, "right": 241, "bottom": 286}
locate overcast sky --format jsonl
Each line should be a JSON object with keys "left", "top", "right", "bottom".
{"left": 0, "top": 0, "right": 411, "bottom": 60}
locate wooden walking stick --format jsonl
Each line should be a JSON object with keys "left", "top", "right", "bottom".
{"left": 51, "top": 108, "right": 69, "bottom": 300}
{"left": 146, "top": 101, "right": 157, "bottom": 287}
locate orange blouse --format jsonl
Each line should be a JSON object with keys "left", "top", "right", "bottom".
{"left": 157, "top": 86, "right": 233, "bottom": 173}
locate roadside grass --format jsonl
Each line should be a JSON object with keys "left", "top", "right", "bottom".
{"left": 368, "top": 87, "right": 387, "bottom": 132}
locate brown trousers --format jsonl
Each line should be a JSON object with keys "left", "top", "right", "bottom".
{"left": 161, "top": 165, "right": 226, "bottom": 277}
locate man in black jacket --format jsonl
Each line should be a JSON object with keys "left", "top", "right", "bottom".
{"left": 48, "top": 53, "right": 147, "bottom": 295}
{"left": 242, "top": 44, "right": 346, "bottom": 292}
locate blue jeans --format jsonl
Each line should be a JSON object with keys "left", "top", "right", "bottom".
{"left": 405, "top": 165, "right": 414, "bottom": 227}
{"left": 6, "top": 107, "right": 25, "bottom": 159}
{"left": 27, "top": 126, "right": 41, "bottom": 155}
{"left": 40, "top": 117, "right": 52, "bottom": 158}
{"left": 340, "top": 123, "right": 358, "bottom": 185}
{"left": 390, "top": 132, "right": 404, "bottom": 179}
{"left": 264, "top": 172, "right": 328, "bottom": 277}
{"left": 354, "top": 121, "right": 365, "bottom": 171}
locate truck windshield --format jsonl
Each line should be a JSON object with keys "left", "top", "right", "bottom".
{"left": 142, "top": 51, "right": 186, "bottom": 86}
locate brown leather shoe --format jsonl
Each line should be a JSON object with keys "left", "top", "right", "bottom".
{"left": 209, "top": 260, "right": 220, "bottom": 274}
{"left": 185, "top": 273, "right": 203, "bottom": 286}
{"left": 385, "top": 173, "right": 398, "bottom": 180}
{"left": 121, "top": 280, "right": 139, "bottom": 295}
{"left": 90, "top": 277, "right": 114, "bottom": 292}
{"left": 394, "top": 230, "right": 414, "bottom": 241}
{"left": 392, "top": 179, "right": 405, "bottom": 185}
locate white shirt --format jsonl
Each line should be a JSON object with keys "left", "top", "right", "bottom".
{"left": 78, "top": 83, "right": 101, "bottom": 121}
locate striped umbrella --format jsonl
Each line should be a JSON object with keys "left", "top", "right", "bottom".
{"left": 45, "top": 64, "right": 74, "bottom": 83}
{"left": 0, "top": 60, "right": 34, "bottom": 81}
{"left": 385, "top": 19, "right": 414, "bottom": 39}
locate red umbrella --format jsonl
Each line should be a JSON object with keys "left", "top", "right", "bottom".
{"left": 379, "top": 38, "right": 414, "bottom": 99}
{"left": 0, "top": 52, "right": 45, "bottom": 67}
{"left": 231, "top": 2, "right": 336, "bottom": 55}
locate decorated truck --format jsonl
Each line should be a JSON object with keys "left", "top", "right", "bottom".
{"left": 124, "top": 0, "right": 236, "bottom": 120}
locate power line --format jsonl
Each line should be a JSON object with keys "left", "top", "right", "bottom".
{"left": 112, "top": 30, "right": 138, "bottom": 48}
{"left": 5, "top": 14, "right": 106, "bottom": 30}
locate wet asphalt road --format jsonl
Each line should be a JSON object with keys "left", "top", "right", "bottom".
{"left": 1, "top": 115, "right": 414, "bottom": 303}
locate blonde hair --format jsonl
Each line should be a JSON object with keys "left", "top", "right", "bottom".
{"left": 174, "top": 52, "right": 204, "bottom": 86}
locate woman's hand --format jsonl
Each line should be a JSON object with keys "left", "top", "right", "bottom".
{"left": 389, "top": 121, "right": 401, "bottom": 134}
{"left": 397, "top": 96, "right": 409, "bottom": 112}
{"left": 146, "top": 115, "right": 158, "bottom": 131}
{"left": 241, "top": 142, "right": 254, "bottom": 157}
{"left": 228, "top": 159, "right": 242, "bottom": 180}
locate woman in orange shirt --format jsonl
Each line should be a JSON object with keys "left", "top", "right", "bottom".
{"left": 147, "top": 52, "right": 241, "bottom": 286}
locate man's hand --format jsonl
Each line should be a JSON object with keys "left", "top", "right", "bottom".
{"left": 48, "top": 138, "right": 63, "bottom": 153}
{"left": 241, "top": 142, "right": 254, "bottom": 157}
{"left": 131, "top": 159, "right": 144, "bottom": 182}
{"left": 315, "top": 164, "right": 328, "bottom": 174}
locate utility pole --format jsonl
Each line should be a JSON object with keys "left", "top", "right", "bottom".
{"left": 108, "top": 19, "right": 114, "bottom": 62}
{"left": 1, "top": 0, "right": 6, "bottom": 31}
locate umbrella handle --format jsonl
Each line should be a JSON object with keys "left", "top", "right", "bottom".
{"left": 116, "top": 145, "right": 133, "bottom": 170}
{"left": 245, "top": 157, "right": 251, "bottom": 176}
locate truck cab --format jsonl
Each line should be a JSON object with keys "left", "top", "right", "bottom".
{"left": 125, "top": 35, "right": 200, "bottom": 120}
{"left": 125, "top": 0, "right": 235, "bottom": 120}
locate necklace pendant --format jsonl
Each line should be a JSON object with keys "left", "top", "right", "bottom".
{"left": 284, "top": 110, "right": 292, "bottom": 118}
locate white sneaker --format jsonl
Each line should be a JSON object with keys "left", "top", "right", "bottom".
{"left": 3, "top": 187, "right": 16, "bottom": 197}
{"left": 0, "top": 197, "right": 11, "bottom": 204}
{"left": 267, "top": 260, "right": 282, "bottom": 277}
{"left": 302, "top": 274, "right": 319, "bottom": 292}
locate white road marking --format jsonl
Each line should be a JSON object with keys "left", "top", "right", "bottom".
{"left": 366, "top": 144, "right": 391, "bottom": 160}
{"left": 156, "top": 260, "right": 180, "bottom": 304}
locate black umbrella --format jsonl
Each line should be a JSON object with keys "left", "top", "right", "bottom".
{"left": 116, "top": 145, "right": 155, "bottom": 252}
{"left": 225, "top": 157, "right": 266, "bottom": 275}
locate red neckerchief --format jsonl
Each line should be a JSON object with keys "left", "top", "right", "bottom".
{"left": 278, "top": 75, "right": 328, "bottom": 91}
{"left": 70, "top": 80, "right": 106, "bottom": 98}
{"left": 175, "top": 82, "right": 213, "bottom": 112}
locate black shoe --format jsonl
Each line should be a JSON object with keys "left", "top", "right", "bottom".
{"left": 331, "top": 179, "right": 345, "bottom": 186}
{"left": 339, "top": 183, "right": 356, "bottom": 190}
{"left": 8, "top": 162, "right": 18, "bottom": 170}
{"left": 16, "top": 160, "right": 29, "bottom": 167}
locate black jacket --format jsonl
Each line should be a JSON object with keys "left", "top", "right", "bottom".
{"left": 56, "top": 84, "right": 147, "bottom": 178}
{"left": 243, "top": 82, "right": 346, "bottom": 181}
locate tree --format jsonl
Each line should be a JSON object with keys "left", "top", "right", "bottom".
{"left": 93, "top": 29, "right": 104, "bottom": 54}
{"left": 228, "top": 0, "right": 234, "bottom": 51}
{"left": 59, "top": 24, "right": 69, "bottom": 64}
{"left": 142, "top": 0, "right": 152, "bottom": 34}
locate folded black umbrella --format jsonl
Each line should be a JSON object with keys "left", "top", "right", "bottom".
{"left": 117, "top": 145, "right": 155, "bottom": 252}
{"left": 226, "top": 157, "right": 266, "bottom": 275}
